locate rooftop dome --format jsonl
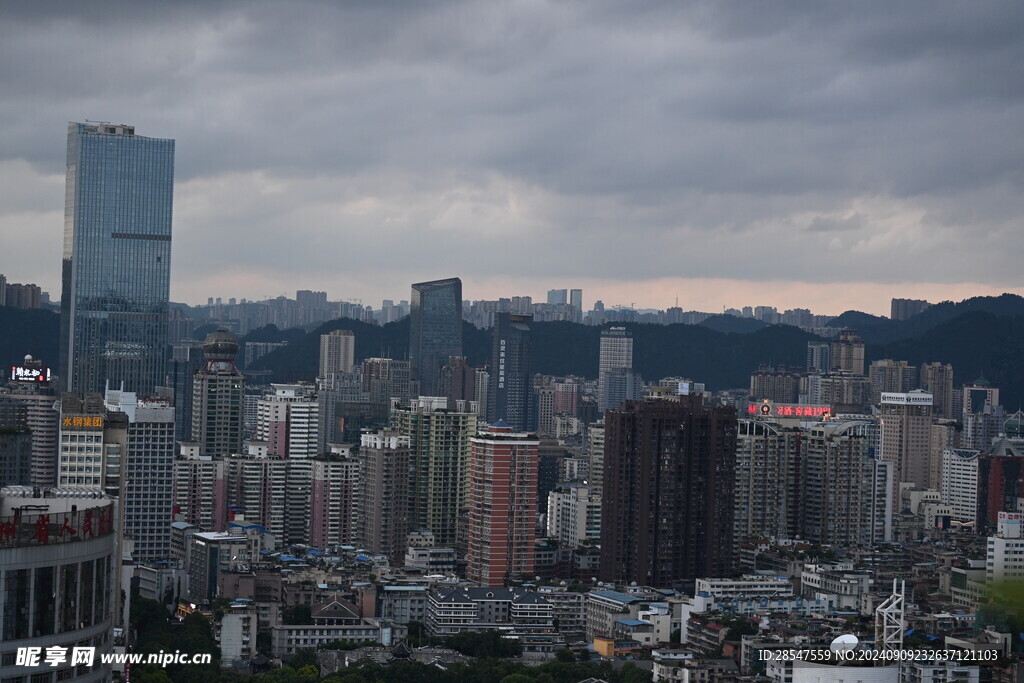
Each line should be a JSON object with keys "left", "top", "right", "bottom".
{"left": 202, "top": 329, "right": 240, "bottom": 361}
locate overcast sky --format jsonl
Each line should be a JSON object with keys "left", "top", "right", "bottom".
{"left": 2, "top": 1, "right": 1022, "bottom": 316}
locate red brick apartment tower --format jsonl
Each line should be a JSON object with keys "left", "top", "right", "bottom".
{"left": 466, "top": 422, "right": 540, "bottom": 586}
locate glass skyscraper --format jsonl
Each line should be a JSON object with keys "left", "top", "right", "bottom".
{"left": 61, "top": 122, "right": 175, "bottom": 396}
{"left": 487, "top": 312, "right": 533, "bottom": 432}
{"left": 409, "top": 278, "right": 463, "bottom": 397}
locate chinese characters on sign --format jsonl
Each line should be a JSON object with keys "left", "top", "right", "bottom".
{"left": 9, "top": 365, "right": 51, "bottom": 383}
{"left": 0, "top": 504, "right": 114, "bottom": 548}
{"left": 61, "top": 416, "right": 104, "bottom": 429}
{"left": 497, "top": 339, "right": 506, "bottom": 389}
{"left": 746, "top": 402, "right": 832, "bottom": 418}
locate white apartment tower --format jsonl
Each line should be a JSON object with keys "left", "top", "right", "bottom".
{"left": 598, "top": 327, "right": 635, "bottom": 413}
{"left": 880, "top": 391, "right": 934, "bottom": 491}
{"left": 320, "top": 329, "right": 356, "bottom": 376}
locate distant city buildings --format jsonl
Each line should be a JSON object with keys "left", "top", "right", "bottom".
{"left": 0, "top": 275, "right": 44, "bottom": 309}
{"left": 891, "top": 297, "right": 932, "bottom": 321}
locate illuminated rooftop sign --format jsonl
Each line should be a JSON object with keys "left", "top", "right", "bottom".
{"left": 746, "top": 400, "right": 831, "bottom": 419}
{"left": 10, "top": 365, "right": 51, "bottom": 383}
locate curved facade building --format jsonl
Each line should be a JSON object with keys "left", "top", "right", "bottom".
{"left": 0, "top": 487, "right": 116, "bottom": 682}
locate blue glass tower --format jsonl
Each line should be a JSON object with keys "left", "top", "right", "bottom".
{"left": 487, "top": 312, "right": 533, "bottom": 431}
{"left": 60, "top": 122, "right": 175, "bottom": 396}
{"left": 409, "top": 278, "right": 462, "bottom": 397}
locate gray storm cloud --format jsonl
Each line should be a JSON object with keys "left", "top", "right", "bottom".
{"left": 0, "top": 0, "right": 1021, "bottom": 304}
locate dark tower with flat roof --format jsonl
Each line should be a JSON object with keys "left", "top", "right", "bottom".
{"left": 600, "top": 395, "right": 738, "bottom": 587}
{"left": 409, "top": 278, "right": 463, "bottom": 397}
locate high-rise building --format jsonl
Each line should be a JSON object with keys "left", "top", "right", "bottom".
{"left": 173, "top": 453, "right": 228, "bottom": 531}
{"left": 599, "top": 395, "right": 737, "bottom": 587}
{"left": 310, "top": 449, "right": 360, "bottom": 548}
{"left": 987, "top": 513, "right": 1024, "bottom": 583}
{"left": 598, "top": 327, "right": 636, "bottom": 413}
{"left": 920, "top": 362, "right": 955, "bottom": 418}
{"left": 0, "top": 400, "right": 32, "bottom": 487}
{"left": 0, "top": 487, "right": 118, "bottom": 681}
{"left": 358, "top": 430, "right": 411, "bottom": 562}
{"left": 749, "top": 366, "right": 801, "bottom": 403}
{"left": 802, "top": 419, "right": 891, "bottom": 546}
{"left": 223, "top": 456, "right": 311, "bottom": 546}
{"left": 466, "top": 422, "right": 540, "bottom": 586}
{"left": 733, "top": 420, "right": 803, "bottom": 545}
{"left": 361, "top": 357, "right": 411, "bottom": 407}
{"left": 929, "top": 419, "right": 961, "bottom": 491}
{"left": 547, "top": 289, "right": 568, "bottom": 305}
{"left": 319, "top": 329, "right": 355, "bottom": 376}
{"left": 409, "top": 278, "right": 463, "bottom": 397}
{"left": 553, "top": 381, "right": 580, "bottom": 417}
{"left": 962, "top": 378, "right": 1003, "bottom": 450}
{"left": 830, "top": 329, "right": 865, "bottom": 376}
{"left": 191, "top": 330, "right": 244, "bottom": 458}
{"left": 806, "top": 342, "right": 831, "bottom": 373}
{"left": 168, "top": 341, "right": 204, "bottom": 443}
{"left": 868, "top": 360, "right": 917, "bottom": 404}
{"left": 536, "top": 386, "right": 556, "bottom": 436}
{"left": 256, "top": 384, "right": 319, "bottom": 458}
{"left": 474, "top": 368, "right": 490, "bottom": 418}
{"left": 61, "top": 122, "right": 175, "bottom": 396}
{"left": 801, "top": 370, "right": 871, "bottom": 412}
{"left": 586, "top": 424, "right": 606, "bottom": 499}
{"left": 891, "top": 298, "right": 931, "bottom": 321}
{"left": 394, "top": 397, "right": 478, "bottom": 548}
{"left": 57, "top": 393, "right": 116, "bottom": 492}
{"left": 941, "top": 447, "right": 981, "bottom": 526}
{"left": 488, "top": 312, "right": 533, "bottom": 432}
{"left": 570, "top": 289, "right": 583, "bottom": 323}
{"left": 547, "top": 483, "right": 601, "bottom": 549}
{"left": 3, "top": 355, "right": 60, "bottom": 487}
{"left": 977, "top": 429, "right": 1024, "bottom": 531}
{"left": 104, "top": 388, "right": 175, "bottom": 564}
{"left": 880, "top": 391, "right": 934, "bottom": 491}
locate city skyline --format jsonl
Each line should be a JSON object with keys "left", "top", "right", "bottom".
{"left": 1, "top": 2, "right": 1023, "bottom": 318}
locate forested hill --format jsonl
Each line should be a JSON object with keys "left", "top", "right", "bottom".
{"left": 246, "top": 317, "right": 819, "bottom": 391}
{"left": 4, "top": 295, "right": 1024, "bottom": 406}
